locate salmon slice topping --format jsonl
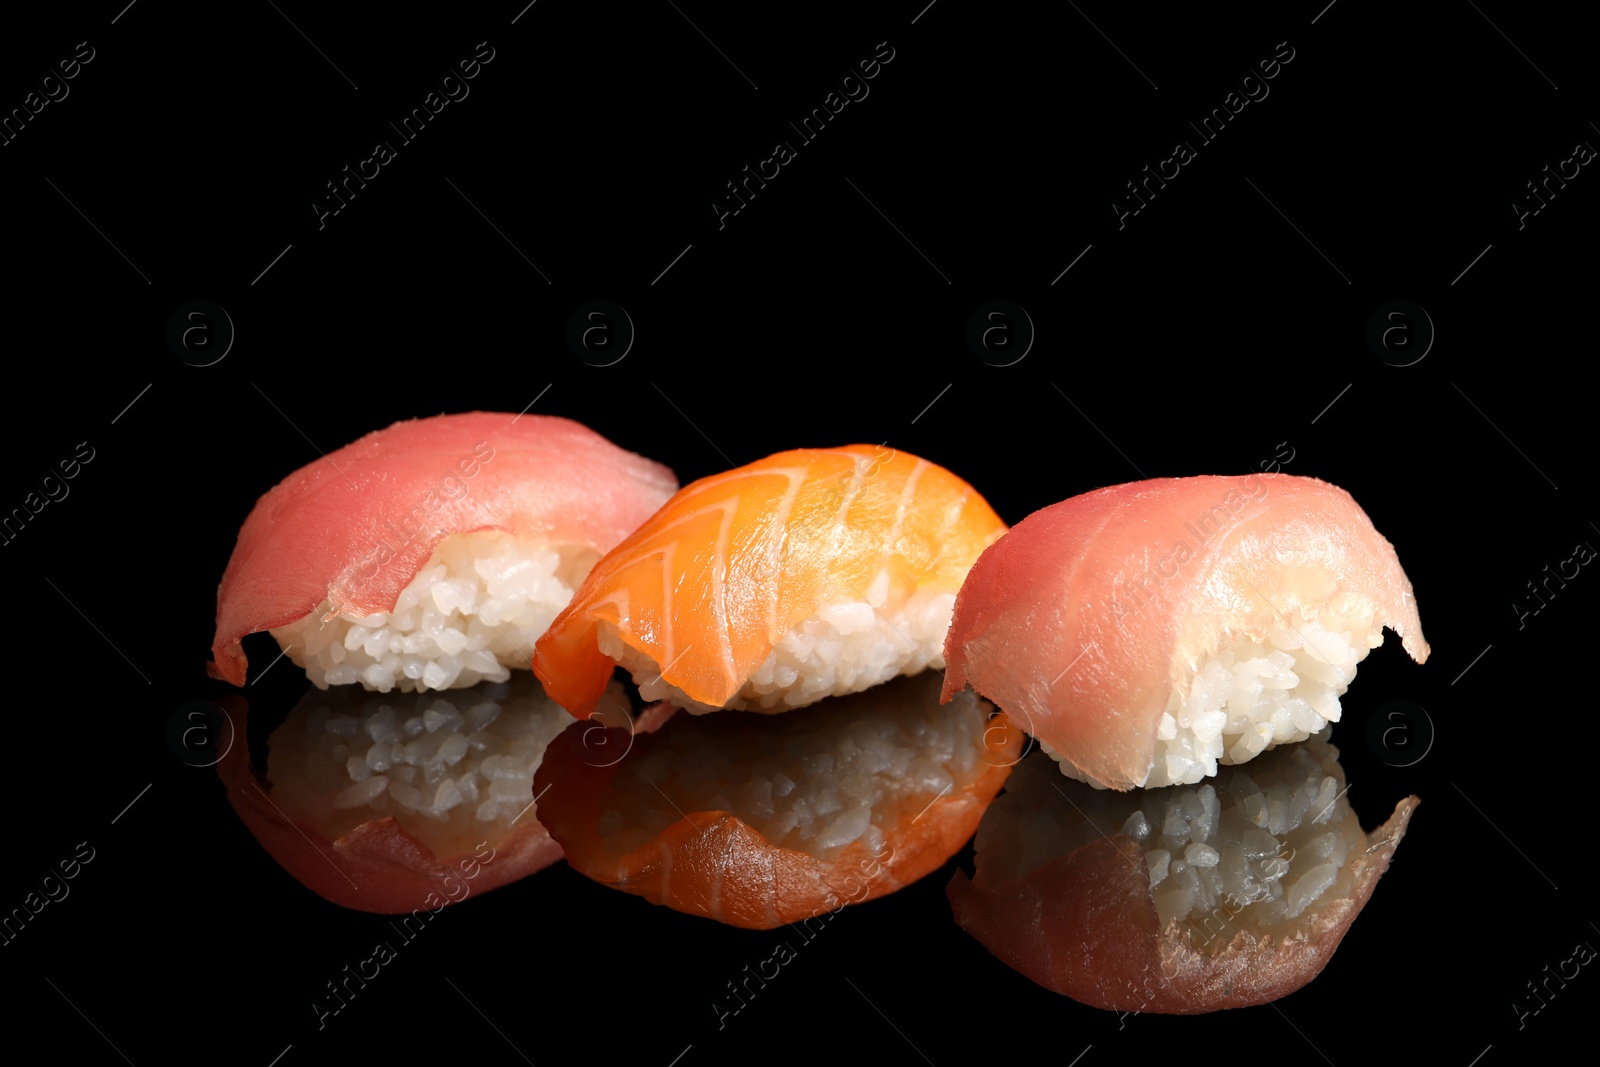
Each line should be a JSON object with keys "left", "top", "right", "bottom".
{"left": 534, "top": 446, "right": 1005, "bottom": 716}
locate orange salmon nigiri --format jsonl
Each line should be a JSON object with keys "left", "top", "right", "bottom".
{"left": 533, "top": 672, "right": 1022, "bottom": 928}
{"left": 533, "top": 446, "right": 1006, "bottom": 718}
{"left": 943, "top": 474, "right": 1428, "bottom": 790}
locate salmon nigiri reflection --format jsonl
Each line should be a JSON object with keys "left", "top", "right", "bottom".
{"left": 534, "top": 672, "right": 1022, "bottom": 928}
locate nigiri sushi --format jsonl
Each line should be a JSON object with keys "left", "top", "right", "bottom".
{"left": 533, "top": 445, "right": 1006, "bottom": 718}
{"left": 209, "top": 412, "right": 676, "bottom": 691}
{"left": 533, "top": 672, "right": 1022, "bottom": 928}
{"left": 948, "top": 735, "right": 1415, "bottom": 1012}
{"left": 943, "top": 474, "right": 1428, "bottom": 789}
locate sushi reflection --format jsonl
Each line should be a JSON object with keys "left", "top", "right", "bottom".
{"left": 534, "top": 671, "right": 1021, "bottom": 929}
{"left": 950, "top": 730, "right": 1417, "bottom": 1012}
{"left": 220, "top": 675, "right": 629, "bottom": 914}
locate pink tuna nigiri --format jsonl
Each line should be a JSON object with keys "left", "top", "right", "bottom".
{"left": 210, "top": 412, "right": 676, "bottom": 690}
{"left": 942, "top": 474, "right": 1428, "bottom": 790}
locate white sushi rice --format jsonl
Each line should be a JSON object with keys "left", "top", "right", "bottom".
{"left": 268, "top": 676, "right": 630, "bottom": 856}
{"left": 975, "top": 734, "right": 1366, "bottom": 943}
{"left": 272, "top": 531, "right": 600, "bottom": 692}
{"left": 594, "top": 673, "right": 989, "bottom": 862}
{"left": 1045, "top": 607, "right": 1381, "bottom": 788}
{"left": 596, "top": 574, "right": 957, "bottom": 714}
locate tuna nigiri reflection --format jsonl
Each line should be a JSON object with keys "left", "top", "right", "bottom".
{"left": 219, "top": 675, "right": 635, "bottom": 913}
{"left": 209, "top": 412, "right": 676, "bottom": 692}
{"left": 943, "top": 474, "right": 1429, "bottom": 790}
{"left": 949, "top": 734, "right": 1415, "bottom": 1012}
{"left": 533, "top": 445, "right": 1007, "bottom": 718}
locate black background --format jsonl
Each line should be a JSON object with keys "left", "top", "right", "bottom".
{"left": 2, "top": 2, "right": 1592, "bottom": 1064}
